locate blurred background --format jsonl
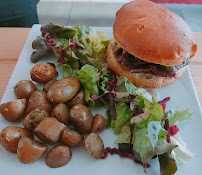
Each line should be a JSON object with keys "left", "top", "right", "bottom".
{"left": 0, "top": 0, "right": 201, "bottom": 31}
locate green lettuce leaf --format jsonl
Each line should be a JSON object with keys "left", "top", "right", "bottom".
{"left": 165, "top": 109, "right": 192, "bottom": 126}
{"left": 75, "top": 65, "right": 98, "bottom": 106}
{"left": 133, "top": 127, "right": 172, "bottom": 163}
{"left": 74, "top": 26, "right": 93, "bottom": 53}
{"left": 63, "top": 64, "right": 73, "bottom": 78}
{"left": 52, "top": 39, "right": 80, "bottom": 72}
{"left": 115, "top": 128, "right": 174, "bottom": 162}
{"left": 116, "top": 76, "right": 153, "bottom": 102}
{"left": 115, "top": 123, "right": 174, "bottom": 164}
{"left": 54, "top": 38, "right": 70, "bottom": 47}
{"left": 99, "top": 69, "right": 110, "bottom": 90}
{"left": 115, "top": 130, "right": 131, "bottom": 144}
{"left": 110, "top": 102, "right": 131, "bottom": 135}
{"left": 158, "top": 153, "right": 177, "bottom": 175}
{"left": 135, "top": 97, "right": 164, "bottom": 128}
{"left": 74, "top": 26, "right": 109, "bottom": 69}
{"left": 106, "top": 109, "right": 112, "bottom": 128}
{"left": 133, "top": 127, "right": 153, "bottom": 163}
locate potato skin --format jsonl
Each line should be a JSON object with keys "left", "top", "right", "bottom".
{"left": 14, "top": 80, "right": 37, "bottom": 99}
{"left": 23, "top": 108, "right": 50, "bottom": 131}
{"left": 17, "top": 137, "right": 48, "bottom": 164}
{"left": 47, "top": 77, "right": 80, "bottom": 103}
{"left": 45, "top": 145, "right": 72, "bottom": 168}
{"left": 91, "top": 114, "right": 106, "bottom": 133}
{"left": 34, "top": 117, "right": 65, "bottom": 144}
{"left": 30, "top": 63, "right": 58, "bottom": 83}
{"left": 66, "top": 90, "right": 85, "bottom": 109}
{"left": 0, "top": 126, "right": 33, "bottom": 153}
{"left": 51, "top": 103, "right": 69, "bottom": 125}
{"left": 26, "top": 90, "right": 52, "bottom": 114}
{"left": 43, "top": 80, "right": 57, "bottom": 92}
{"left": 70, "top": 104, "right": 93, "bottom": 134}
{"left": 84, "top": 133, "right": 104, "bottom": 159}
{"left": 0, "top": 99, "right": 26, "bottom": 122}
{"left": 61, "top": 128, "right": 83, "bottom": 147}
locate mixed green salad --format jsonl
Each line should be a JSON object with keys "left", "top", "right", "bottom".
{"left": 31, "top": 24, "right": 196, "bottom": 175}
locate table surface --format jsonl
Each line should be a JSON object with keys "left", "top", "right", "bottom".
{"left": 0, "top": 27, "right": 202, "bottom": 108}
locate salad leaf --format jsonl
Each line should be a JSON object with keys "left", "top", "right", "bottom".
{"left": 106, "top": 109, "right": 112, "bottom": 128}
{"left": 138, "top": 98, "right": 145, "bottom": 110}
{"left": 154, "top": 140, "right": 176, "bottom": 156}
{"left": 115, "top": 127, "right": 174, "bottom": 164}
{"left": 116, "top": 76, "right": 153, "bottom": 102}
{"left": 166, "top": 109, "right": 192, "bottom": 126}
{"left": 135, "top": 97, "right": 164, "bottom": 128}
{"left": 170, "top": 135, "right": 197, "bottom": 164}
{"left": 110, "top": 102, "right": 131, "bottom": 135}
{"left": 115, "top": 130, "right": 131, "bottom": 144}
{"left": 158, "top": 153, "right": 177, "bottom": 175}
{"left": 74, "top": 26, "right": 93, "bottom": 53}
{"left": 30, "top": 46, "right": 51, "bottom": 63}
{"left": 54, "top": 38, "right": 70, "bottom": 47}
{"left": 31, "top": 36, "right": 51, "bottom": 63}
{"left": 75, "top": 65, "right": 98, "bottom": 106}
{"left": 63, "top": 64, "right": 73, "bottom": 77}
{"left": 74, "top": 26, "right": 109, "bottom": 69}
{"left": 99, "top": 69, "right": 110, "bottom": 90}
{"left": 133, "top": 127, "right": 153, "bottom": 163}
{"left": 147, "top": 121, "right": 165, "bottom": 151}
{"left": 32, "top": 36, "right": 45, "bottom": 49}
{"left": 41, "top": 24, "right": 77, "bottom": 39}
{"left": 31, "top": 24, "right": 109, "bottom": 74}
{"left": 88, "top": 30, "right": 109, "bottom": 62}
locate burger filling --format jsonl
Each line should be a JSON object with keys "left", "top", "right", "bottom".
{"left": 112, "top": 42, "right": 190, "bottom": 78}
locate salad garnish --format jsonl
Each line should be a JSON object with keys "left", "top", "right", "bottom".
{"left": 31, "top": 25, "right": 197, "bottom": 175}
{"left": 75, "top": 64, "right": 196, "bottom": 174}
{"left": 101, "top": 147, "right": 150, "bottom": 168}
{"left": 31, "top": 24, "right": 109, "bottom": 77}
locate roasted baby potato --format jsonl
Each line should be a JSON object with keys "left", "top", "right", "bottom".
{"left": 51, "top": 103, "right": 69, "bottom": 125}
{"left": 34, "top": 117, "right": 65, "bottom": 144}
{"left": 84, "top": 133, "right": 104, "bottom": 159}
{"left": 61, "top": 127, "right": 83, "bottom": 147}
{"left": 0, "top": 99, "right": 26, "bottom": 122}
{"left": 17, "top": 136, "right": 48, "bottom": 164}
{"left": 47, "top": 77, "right": 80, "bottom": 103}
{"left": 30, "top": 63, "right": 58, "bottom": 83}
{"left": 91, "top": 114, "right": 106, "bottom": 133}
{"left": 26, "top": 90, "right": 52, "bottom": 114}
{"left": 23, "top": 108, "right": 50, "bottom": 131}
{"left": 70, "top": 104, "right": 93, "bottom": 134}
{"left": 0, "top": 126, "right": 33, "bottom": 153}
{"left": 14, "top": 80, "right": 37, "bottom": 99}
{"left": 45, "top": 145, "right": 72, "bottom": 168}
{"left": 66, "top": 90, "right": 85, "bottom": 109}
{"left": 43, "top": 80, "right": 57, "bottom": 92}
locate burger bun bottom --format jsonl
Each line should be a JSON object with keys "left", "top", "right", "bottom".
{"left": 107, "top": 39, "right": 186, "bottom": 88}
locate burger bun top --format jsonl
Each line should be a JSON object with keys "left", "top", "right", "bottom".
{"left": 113, "top": 0, "right": 197, "bottom": 66}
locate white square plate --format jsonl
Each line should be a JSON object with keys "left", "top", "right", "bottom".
{"left": 0, "top": 25, "right": 202, "bottom": 175}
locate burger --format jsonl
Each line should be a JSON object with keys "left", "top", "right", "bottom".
{"left": 107, "top": 0, "right": 197, "bottom": 88}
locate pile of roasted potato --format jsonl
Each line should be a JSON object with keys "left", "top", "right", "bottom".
{"left": 0, "top": 63, "right": 106, "bottom": 168}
